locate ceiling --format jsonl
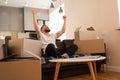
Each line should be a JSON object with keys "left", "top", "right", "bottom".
{"left": 0, "top": 0, "right": 53, "bottom": 9}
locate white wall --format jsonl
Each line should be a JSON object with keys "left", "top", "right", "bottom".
{"left": 63, "top": 0, "right": 120, "bottom": 72}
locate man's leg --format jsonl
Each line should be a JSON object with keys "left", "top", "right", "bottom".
{"left": 65, "top": 44, "right": 78, "bottom": 56}
{"left": 43, "top": 44, "right": 60, "bottom": 58}
{"left": 57, "top": 48, "right": 69, "bottom": 57}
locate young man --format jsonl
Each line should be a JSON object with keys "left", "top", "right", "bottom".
{"left": 32, "top": 9, "right": 77, "bottom": 58}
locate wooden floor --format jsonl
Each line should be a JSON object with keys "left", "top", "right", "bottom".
{"left": 59, "top": 71, "right": 120, "bottom": 80}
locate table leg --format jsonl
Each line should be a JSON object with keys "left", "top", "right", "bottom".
{"left": 93, "top": 61, "right": 98, "bottom": 80}
{"left": 87, "top": 62, "right": 96, "bottom": 80}
{"left": 54, "top": 62, "right": 61, "bottom": 80}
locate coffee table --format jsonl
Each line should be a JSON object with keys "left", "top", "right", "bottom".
{"left": 49, "top": 56, "right": 106, "bottom": 80}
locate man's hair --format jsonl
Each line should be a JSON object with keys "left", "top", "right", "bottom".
{"left": 40, "top": 20, "right": 46, "bottom": 31}
{"left": 40, "top": 25, "right": 45, "bottom": 31}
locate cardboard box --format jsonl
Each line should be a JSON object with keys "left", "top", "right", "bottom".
{"left": 74, "top": 27, "right": 98, "bottom": 40}
{"left": 9, "top": 33, "right": 42, "bottom": 57}
{"left": 80, "top": 31, "right": 98, "bottom": 40}
{"left": 0, "top": 39, "right": 4, "bottom": 60}
{"left": 0, "top": 44, "right": 4, "bottom": 60}
{"left": 74, "top": 39, "right": 105, "bottom": 54}
{"left": 0, "top": 59, "right": 41, "bottom": 80}
{"left": 74, "top": 27, "right": 81, "bottom": 40}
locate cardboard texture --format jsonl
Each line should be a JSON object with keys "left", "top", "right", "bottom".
{"left": 74, "top": 39, "right": 105, "bottom": 54}
{"left": 79, "top": 31, "right": 98, "bottom": 40}
{"left": 0, "top": 39, "right": 4, "bottom": 60}
{"left": 0, "top": 44, "right": 4, "bottom": 60}
{"left": 74, "top": 27, "right": 98, "bottom": 40}
{"left": 0, "top": 59, "right": 41, "bottom": 80}
{"left": 74, "top": 27, "right": 81, "bottom": 40}
{"left": 23, "top": 39, "right": 42, "bottom": 57}
{"left": 9, "top": 33, "right": 42, "bottom": 57}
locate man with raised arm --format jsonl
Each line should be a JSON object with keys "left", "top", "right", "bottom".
{"left": 32, "top": 9, "right": 77, "bottom": 58}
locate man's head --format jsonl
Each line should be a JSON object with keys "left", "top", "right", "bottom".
{"left": 40, "top": 25, "right": 50, "bottom": 33}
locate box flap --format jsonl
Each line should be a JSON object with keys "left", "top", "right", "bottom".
{"left": 75, "top": 27, "right": 81, "bottom": 32}
{"left": 74, "top": 27, "right": 81, "bottom": 40}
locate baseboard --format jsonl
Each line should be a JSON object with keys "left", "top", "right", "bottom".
{"left": 107, "top": 66, "right": 120, "bottom": 72}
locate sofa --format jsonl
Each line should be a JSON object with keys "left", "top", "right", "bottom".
{"left": 2, "top": 36, "right": 106, "bottom": 80}
{"left": 42, "top": 39, "right": 106, "bottom": 80}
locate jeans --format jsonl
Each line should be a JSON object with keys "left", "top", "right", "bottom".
{"left": 43, "top": 43, "right": 78, "bottom": 58}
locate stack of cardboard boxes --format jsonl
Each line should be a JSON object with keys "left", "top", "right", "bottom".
{"left": 74, "top": 27, "right": 105, "bottom": 54}
{"left": 0, "top": 32, "right": 42, "bottom": 80}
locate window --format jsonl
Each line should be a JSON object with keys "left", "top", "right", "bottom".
{"left": 49, "top": 4, "right": 66, "bottom": 40}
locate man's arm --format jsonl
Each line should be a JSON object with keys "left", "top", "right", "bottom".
{"left": 56, "top": 16, "right": 66, "bottom": 38}
{"left": 32, "top": 9, "right": 40, "bottom": 39}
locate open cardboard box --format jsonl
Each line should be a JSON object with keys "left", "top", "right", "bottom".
{"left": 74, "top": 27, "right": 98, "bottom": 40}
{"left": 2, "top": 33, "right": 42, "bottom": 80}
{"left": 74, "top": 27, "right": 105, "bottom": 54}
{"left": 9, "top": 32, "right": 42, "bottom": 57}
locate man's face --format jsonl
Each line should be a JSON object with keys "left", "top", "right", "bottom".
{"left": 41, "top": 25, "right": 50, "bottom": 33}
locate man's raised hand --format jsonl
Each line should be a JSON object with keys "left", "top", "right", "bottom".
{"left": 63, "top": 16, "right": 67, "bottom": 21}
{"left": 32, "top": 9, "right": 36, "bottom": 15}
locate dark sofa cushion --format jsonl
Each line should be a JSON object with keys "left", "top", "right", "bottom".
{"left": 63, "top": 39, "right": 74, "bottom": 48}
{"left": 56, "top": 40, "right": 64, "bottom": 49}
